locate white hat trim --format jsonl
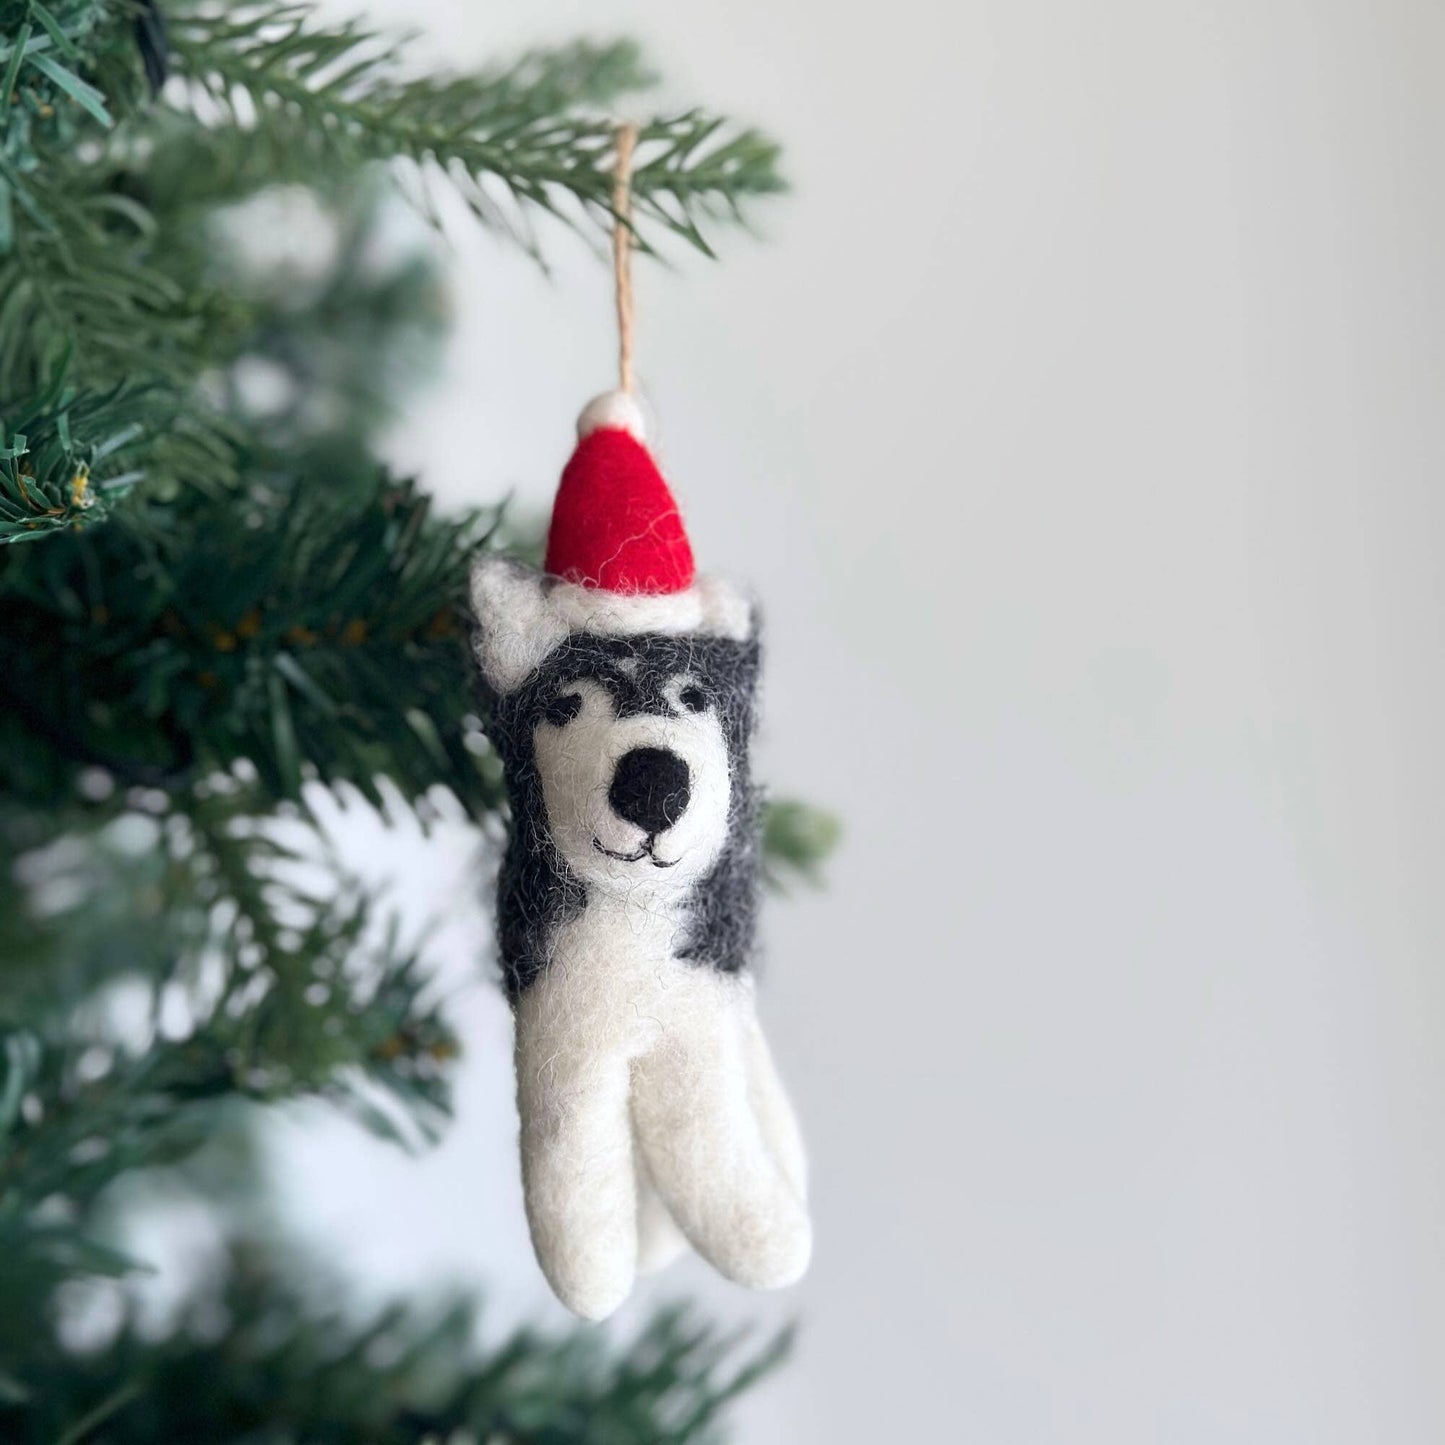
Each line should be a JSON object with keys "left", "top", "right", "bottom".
{"left": 470, "top": 556, "right": 754, "bottom": 695}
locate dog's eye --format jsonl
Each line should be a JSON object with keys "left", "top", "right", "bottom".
{"left": 679, "top": 684, "right": 708, "bottom": 713}
{"left": 543, "top": 691, "right": 583, "bottom": 727}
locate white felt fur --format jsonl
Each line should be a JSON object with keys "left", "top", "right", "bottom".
{"left": 635, "top": 1154, "right": 690, "bottom": 1275}
{"left": 631, "top": 1018, "right": 807, "bottom": 1275}
{"left": 533, "top": 676, "right": 731, "bottom": 889}
{"left": 515, "top": 891, "right": 810, "bottom": 1320}
{"left": 518, "top": 684, "right": 810, "bottom": 1316}
{"left": 470, "top": 556, "right": 753, "bottom": 697}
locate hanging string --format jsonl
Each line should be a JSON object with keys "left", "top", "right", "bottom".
{"left": 612, "top": 121, "right": 638, "bottom": 395}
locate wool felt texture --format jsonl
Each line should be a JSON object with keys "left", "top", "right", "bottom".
{"left": 469, "top": 548, "right": 811, "bottom": 1321}
{"left": 543, "top": 423, "right": 695, "bottom": 594}
{"left": 470, "top": 560, "right": 752, "bottom": 698}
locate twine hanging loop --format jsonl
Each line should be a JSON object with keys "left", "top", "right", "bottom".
{"left": 612, "top": 122, "right": 638, "bottom": 395}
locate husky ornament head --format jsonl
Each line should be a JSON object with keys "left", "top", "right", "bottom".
{"left": 469, "top": 392, "right": 810, "bottom": 1320}
{"left": 474, "top": 564, "right": 757, "bottom": 891}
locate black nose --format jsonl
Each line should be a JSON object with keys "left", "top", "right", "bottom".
{"left": 609, "top": 747, "right": 691, "bottom": 835}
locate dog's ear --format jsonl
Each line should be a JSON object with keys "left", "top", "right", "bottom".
{"left": 469, "top": 556, "right": 569, "bottom": 695}
{"left": 693, "top": 575, "right": 757, "bottom": 644}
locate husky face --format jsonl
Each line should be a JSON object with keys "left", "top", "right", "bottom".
{"left": 470, "top": 560, "right": 762, "bottom": 994}
{"left": 531, "top": 637, "right": 735, "bottom": 891}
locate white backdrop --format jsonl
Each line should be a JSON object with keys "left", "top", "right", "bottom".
{"left": 269, "top": 2, "right": 1445, "bottom": 1439}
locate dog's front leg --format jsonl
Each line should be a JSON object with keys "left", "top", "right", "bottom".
{"left": 514, "top": 979, "right": 638, "bottom": 1320}
{"left": 631, "top": 978, "right": 811, "bottom": 1290}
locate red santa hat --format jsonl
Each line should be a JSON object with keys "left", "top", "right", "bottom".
{"left": 543, "top": 391, "right": 695, "bottom": 594}
{"left": 469, "top": 392, "right": 754, "bottom": 695}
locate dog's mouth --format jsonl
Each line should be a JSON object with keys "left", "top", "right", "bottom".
{"left": 592, "top": 837, "right": 679, "bottom": 869}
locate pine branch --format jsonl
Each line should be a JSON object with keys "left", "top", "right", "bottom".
{"left": 0, "top": 173, "right": 436, "bottom": 523}
{"left": 0, "top": 1, "right": 154, "bottom": 240}
{"left": 0, "top": 371, "right": 191, "bottom": 543}
{"left": 165, "top": 8, "right": 783, "bottom": 256}
{"left": 0, "top": 171, "right": 192, "bottom": 395}
{"left": 0, "top": 463, "right": 500, "bottom": 810}
{"left": 0, "top": 788, "right": 457, "bottom": 1299}
{"left": 762, "top": 799, "right": 842, "bottom": 890}
{"left": 0, "top": 1247, "right": 791, "bottom": 1442}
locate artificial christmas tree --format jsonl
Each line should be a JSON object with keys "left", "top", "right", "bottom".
{"left": 0, "top": 2, "right": 834, "bottom": 1437}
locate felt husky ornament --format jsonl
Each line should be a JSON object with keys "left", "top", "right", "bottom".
{"left": 469, "top": 390, "right": 811, "bottom": 1320}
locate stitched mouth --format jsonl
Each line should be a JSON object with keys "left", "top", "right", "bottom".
{"left": 592, "top": 837, "right": 679, "bottom": 869}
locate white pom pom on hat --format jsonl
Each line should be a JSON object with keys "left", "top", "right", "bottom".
{"left": 576, "top": 389, "right": 648, "bottom": 442}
